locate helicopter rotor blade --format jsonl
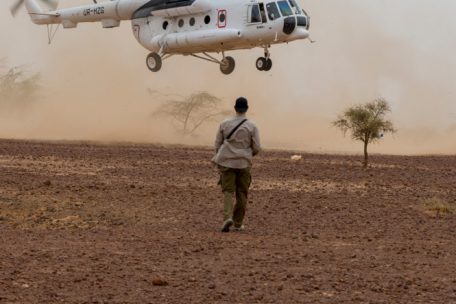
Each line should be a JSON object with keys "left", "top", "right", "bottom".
{"left": 10, "top": 0, "right": 59, "bottom": 17}
{"left": 42, "top": 0, "right": 59, "bottom": 10}
{"left": 10, "top": 0, "right": 25, "bottom": 16}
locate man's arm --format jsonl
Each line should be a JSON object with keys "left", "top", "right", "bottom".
{"left": 214, "top": 125, "right": 224, "bottom": 153}
{"left": 251, "top": 125, "right": 261, "bottom": 156}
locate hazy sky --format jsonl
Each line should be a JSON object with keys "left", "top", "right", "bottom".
{"left": 0, "top": 0, "right": 455, "bottom": 154}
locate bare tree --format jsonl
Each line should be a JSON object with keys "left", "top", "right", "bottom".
{"left": 155, "top": 91, "right": 230, "bottom": 135}
{"left": 0, "top": 61, "right": 41, "bottom": 107}
{"left": 333, "top": 98, "right": 396, "bottom": 167}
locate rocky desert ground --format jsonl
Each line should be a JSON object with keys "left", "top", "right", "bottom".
{"left": 1, "top": 139, "right": 456, "bottom": 303}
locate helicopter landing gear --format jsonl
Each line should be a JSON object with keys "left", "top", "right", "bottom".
{"left": 256, "top": 47, "right": 272, "bottom": 71}
{"left": 190, "top": 52, "right": 236, "bottom": 75}
{"left": 146, "top": 52, "right": 162, "bottom": 72}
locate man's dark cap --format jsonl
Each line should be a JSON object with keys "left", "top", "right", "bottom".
{"left": 234, "top": 97, "right": 248, "bottom": 112}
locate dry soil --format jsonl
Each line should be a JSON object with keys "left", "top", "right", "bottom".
{"left": 1, "top": 139, "right": 456, "bottom": 303}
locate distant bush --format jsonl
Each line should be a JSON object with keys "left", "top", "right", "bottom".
{"left": 0, "top": 59, "right": 41, "bottom": 108}
{"left": 422, "top": 197, "right": 455, "bottom": 217}
{"left": 153, "top": 91, "right": 230, "bottom": 135}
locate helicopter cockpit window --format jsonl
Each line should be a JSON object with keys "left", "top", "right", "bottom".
{"left": 277, "top": 0, "right": 293, "bottom": 16}
{"left": 288, "top": 0, "right": 301, "bottom": 14}
{"left": 266, "top": 2, "right": 280, "bottom": 21}
{"left": 248, "top": 4, "right": 262, "bottom": 23}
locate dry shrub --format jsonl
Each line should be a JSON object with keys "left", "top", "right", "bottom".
{"left": 422, "top": 197, "right": 455, "bottom": 217}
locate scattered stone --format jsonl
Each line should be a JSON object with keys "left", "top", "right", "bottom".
{"left": 291, "top": 155, "right": 302, "bottom": 161}
{"left": 152, "top": 277, "right": 168, "bottom": 286}
{"left": 208, "top": 283, "right": 216, "bottom": 289}
{"left": 43, "top": 180, "right": 52, "bottom": 186}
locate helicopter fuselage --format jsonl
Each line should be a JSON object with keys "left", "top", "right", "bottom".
{"left": 23, "top": 0, "right": 310, "bottom": 74}
{"left": 130, "top": 0, "right": 309, "bottom": 54}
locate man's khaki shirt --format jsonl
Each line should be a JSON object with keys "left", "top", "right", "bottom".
{"left": 212, "top": 114, "right": 261, "bottom": 169}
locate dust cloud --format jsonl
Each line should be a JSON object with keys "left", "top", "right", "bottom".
{"left": 0, "top": 0, "right": 455, "bottom": 154}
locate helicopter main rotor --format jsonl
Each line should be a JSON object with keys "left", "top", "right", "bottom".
{"left": 10, "top": 0, "right": 58, "bottom": 16}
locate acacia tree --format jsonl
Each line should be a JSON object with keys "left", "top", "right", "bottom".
{"left": 333, "top": 98, "right": 396, "bottom": 167}
{"left": 155, "top": 91, "right": 230, "bottom": 135}
{"left": 0, "top": 60, "right": 40, "bottom": 107}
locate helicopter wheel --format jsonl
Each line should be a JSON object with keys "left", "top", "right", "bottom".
{"left": 264, "top": 58, "right": 272, "bottom": 71}
{"left": 220, "top": 56, "right": 235, "bottom": 75}
{"left": 256, "top": 57, "right": 266, "bottom": 71}
{"left": 146, "top": 52, "right": 162, "bottom": 72}
{"left": 256, "top": 57, "right": 272, "bottom": 71}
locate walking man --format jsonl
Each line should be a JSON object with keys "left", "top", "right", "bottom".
{"left": 212, "top": 97, "right": 261, "bottom": 232}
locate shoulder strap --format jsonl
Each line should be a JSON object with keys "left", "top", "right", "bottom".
{"left": 226, "top": 119, "right": 247, "bottom": 140}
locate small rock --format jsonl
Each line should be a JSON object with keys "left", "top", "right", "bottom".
{"left": 208, "top": 283, "right": 216, "bottom": 289}
{"left": 43, "top": 180, "right": 52, "bottom": 186}
{"left": 291, "top": 155, "right": 302, "bottom": 161}
{"left": 152, "top": 278, "right": 168, "bottom": 286}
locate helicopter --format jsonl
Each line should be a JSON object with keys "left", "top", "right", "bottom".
{"left": 11, "top": 0, "right": 311, "bottom": 74}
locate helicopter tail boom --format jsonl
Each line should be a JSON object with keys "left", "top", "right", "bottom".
{"left": 22, "top": 0, "right": 143, "bottom": 28}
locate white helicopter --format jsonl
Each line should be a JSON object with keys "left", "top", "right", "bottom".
{"left": 11, "top": 0, "right": 311, "bottom": 74}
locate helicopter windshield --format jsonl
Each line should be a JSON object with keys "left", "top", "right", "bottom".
{"left": 288, "top": 0, "right": 301, "bottom": 15}
{"left": 277, "top": 1, "right": 293, "bottom": 17}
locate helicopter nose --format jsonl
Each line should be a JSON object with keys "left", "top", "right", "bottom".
{"left": 282, "top": 16, "right": 309, "bottom": 41}
{"left": 292, "top": 27, "right": 309, "bottom": 40}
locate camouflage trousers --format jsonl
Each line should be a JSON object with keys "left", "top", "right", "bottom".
{"left": 218, "top": 166, "right": 252, "bottom": 228}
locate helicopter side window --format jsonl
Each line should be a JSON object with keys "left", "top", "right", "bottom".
{"left": 266, "top": 2, "right": 280, "bottom": 21}
{"left": 248, "top": 4, "right": 262, "bottom": 23}
{"left": 277, "top": 0, "right": 293, "bottom": 16}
